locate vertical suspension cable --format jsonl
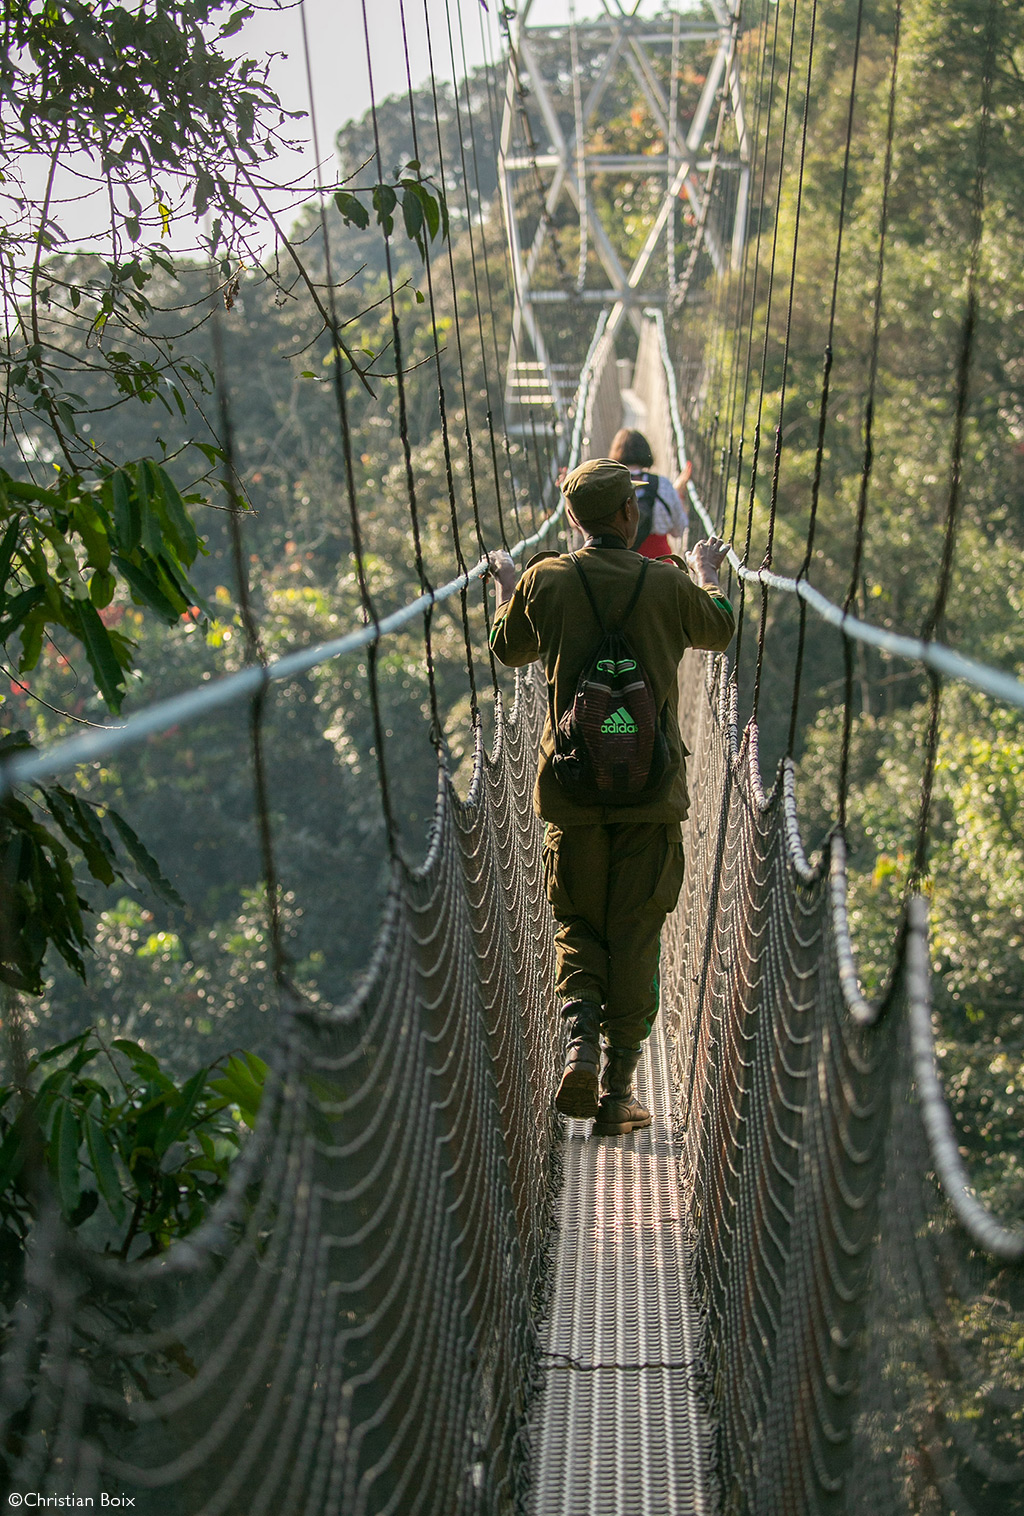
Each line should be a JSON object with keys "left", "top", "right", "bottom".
{"left": 717, "top": 0, "right": 775, "bottom": 561}
{"left": 360, "top": 0, "right": 445, "bottom": 747}
{"left": 785, "top": 0, "right": 868, "bottom": 757}
{"left": 729, "top": 0, "right": 788, "bottom": 680}
{"left": 466, "top": 0, "right": 529, "bottom": 545}
{"left": 712, "top": 0, "right": 779, "bottom": 598}
{"left": 209, "top": 292, "right": 289, "bottom": 996}
{"left": 837, "top": 0, "right": 903, "bottom": 829}
{"left": 570, "top": 5, "right": 588, "bottom": 294}
{"left": 750, "top": 0, "right": 821, "bottom": 723}
{"left": 416, "top": 0, "right": 488, "bottom": 719}
{"left": 910, "top": 0, "right": 996, "bottom": 885}
{"left": 452, "top": 0, "right": 515, "bottom": 555}
{"left": 667, "top": 11, "right": 681, "bottom": 300}
{"left": 298, "top": 0, "right": 399, "bottom": 857}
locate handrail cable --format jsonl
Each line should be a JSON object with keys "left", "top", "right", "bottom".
{"left": 0, "top": 321, "right": 608, "bottom": 795}
{"left": 650, "top": 308, "right": 1024, "bottom": 718}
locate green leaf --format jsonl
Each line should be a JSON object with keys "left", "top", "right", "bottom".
{"left": 0, "top": 585, "right": 46, "bottom": 641}
{"left": 208, "top": 1053, "right": 265, "bottom": 1129}
{"left": 35, "top": 1030, "right": 93, "bottom": 1065}
{"left": 110, "top": 470, "right": 141, "bottom": 551}
{"left": 43, "top": 786, "right": 117, "bottom": 886}
{"left": 111, "top": 553, "right": 183, "bottom": 622}
{"left": 333, "top": 190, "right": 370, "bottom": 230}
{"left": 73, "top": 599, "right": 126, "bottom": 709}
{"left": 17, "top": 603, "right": 47, "bottom": 673}
{"left": 71, "top": 497, "right": 111, "bottom": 571}
{"left": 0, "top": 1110, "right": 31, "bottom": 1195}
{"left": 153, "top": 470, "right": 198, "bottom": 566}
{"left": 90, "top": 568, "right": 116, "bottom": 608}
{"left": 52, "top": 1101, "right": 82, "bottom": 1220}
{"left": 84, "top": 1112, "right": 126, "bottom": 1223}
{"left": 0, "top": 728, "right": 32, "bottom": 760}
{"left": 111, "top": 1039, "right": 162, "bottom": 1080}
{"left": 154, "top": 1068, "right": 207, "bottom": 1157}
{"left": 106, "top": 806, "right": 187, "bottom": 909}
{"left": 137, "top": 464, "right": 164, "bottom": 559}
{"left": 243, "top": 1051, "right": 268, "bottom": 1083}
{"left": 401, "top": 186, "right": 424, "bottom": 248}
{"left": 0, "top": 515, "right": 20, "bottom": 586}
{"left": 194, "top": 170, "right": 215, "bottom": 218}
{"left": 372, "top": 184, "right": 397, "bottom": 237}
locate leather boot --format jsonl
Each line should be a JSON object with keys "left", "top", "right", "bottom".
{"left": 554, "top": 1000, "right": 602, "bottom": 1119}
{"left": 593, "top": 1045, "right": 652, "bottom": 1135}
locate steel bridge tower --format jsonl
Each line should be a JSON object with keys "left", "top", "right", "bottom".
{"left": 498, "top": 0, "right": 749, "bottom": 438}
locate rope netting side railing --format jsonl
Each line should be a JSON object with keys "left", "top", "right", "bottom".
{"left": 1, "top": 664, "right": 559, "bottom": 1514}
{"left": 662, "top": 652, "right": 1024, "bottom": 1514}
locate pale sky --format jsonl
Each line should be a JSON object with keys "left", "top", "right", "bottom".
{"left": 19, "top": 0, "right": 704, "bottom": 253}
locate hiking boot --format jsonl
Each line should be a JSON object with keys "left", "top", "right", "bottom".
{"left": 593, "top": 1045, "right": 652, "bottom": 1135}
{"left": 554, "top": 1000, "right": 602, "bottom": 1119}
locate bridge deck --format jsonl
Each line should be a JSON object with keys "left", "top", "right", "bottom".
{"left": 528, "top": 1020, "right": 714, "bottom": 1516}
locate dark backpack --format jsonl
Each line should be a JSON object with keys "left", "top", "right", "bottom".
{"left": 550, "top": 555, "right": 671, "bottom": 806}
{"left": 633, "top": 472, "right": 660, "bottom": 546}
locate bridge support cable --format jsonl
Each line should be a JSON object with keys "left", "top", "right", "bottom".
{"left": 0, "top": 262, "right": 614, "bottom": 1511}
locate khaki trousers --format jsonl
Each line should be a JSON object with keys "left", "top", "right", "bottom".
{"left": 542, "top": 821, "right": 685, "bottom": 1048}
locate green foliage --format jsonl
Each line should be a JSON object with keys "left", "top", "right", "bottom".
{"left": 334, "top": 161, "right": 450, "bottom": 264}
{"left": 0, "top": 1026, "right": 266, "bottom": 1262}
{"left": 796, "top": 687, "right": 1024, "bottom": 1216}
{"left": 1, "top": 0, "right": 290, "bottom": 462}
{"left": 1, "top": 730, "right": 184, "bottom": 994}
{"left": 0, "top": 458, "right": 207, "bottom": 710}
{"left": 0, "top": 0, "right": 460, "bottom": 1021}
{"left": 35, "top": 891, "right": 321, "bottom": 1078}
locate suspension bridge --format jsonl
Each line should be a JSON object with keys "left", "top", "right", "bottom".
{"left": 2, "top": 0, "right": 1023, "bottom": 1512}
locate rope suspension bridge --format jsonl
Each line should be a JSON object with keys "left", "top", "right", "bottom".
{"left": 2, "top": 1, "right": 1022, "bottom": 1513}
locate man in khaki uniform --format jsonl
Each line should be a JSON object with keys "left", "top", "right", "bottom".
{"left": 488, "top": 459, "right": 733, "bottom": 1134}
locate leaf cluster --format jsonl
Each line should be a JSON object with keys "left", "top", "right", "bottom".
{"left": 0, "top": 458, "right": 207, "bottom": 710}
{"left": 334, "top": 161, "right": 451, "bottom": 266}
{"left": 1, "top": 729, "right": 185, "bottom": 994}
{"left": 0, "top": 1027, "right": 266, "bottom": 1265}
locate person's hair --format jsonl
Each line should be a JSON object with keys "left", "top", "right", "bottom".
{"left": 608, "top": 428, "right": 654, "bottom": 469}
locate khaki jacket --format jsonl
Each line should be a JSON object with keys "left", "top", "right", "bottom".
{"left": 490, "top": 544, "right": 735, "bottom": 826}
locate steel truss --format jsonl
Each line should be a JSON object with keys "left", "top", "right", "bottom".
{"left": 498, "top": 0, "right": 749, "bottom": 435}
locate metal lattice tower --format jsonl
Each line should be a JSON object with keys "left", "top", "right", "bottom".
{"left": 498, "top": 0, "right": 749, "bottom": 436}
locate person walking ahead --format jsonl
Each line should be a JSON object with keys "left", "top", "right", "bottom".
{"left": 488, "top": 459, "right": 733, "bottom": 1135}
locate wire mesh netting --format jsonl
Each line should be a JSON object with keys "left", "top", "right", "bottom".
{"left": 666, "top": 651, "right": 1024, "bottom": 1515}
{"left": 0, "top": 666, "right": 560, "bottom": 1515}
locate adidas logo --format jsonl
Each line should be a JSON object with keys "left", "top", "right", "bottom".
{"left": 600, "top": 706, "right": 638, "bottom": 735}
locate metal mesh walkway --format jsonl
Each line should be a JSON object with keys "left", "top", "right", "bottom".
{"left": 528, "top": 1018, "right": 713, "bottom": 1516}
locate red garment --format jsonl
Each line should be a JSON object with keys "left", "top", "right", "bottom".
{"left": 637, "top": 533, "right": 671, "bottom": 559}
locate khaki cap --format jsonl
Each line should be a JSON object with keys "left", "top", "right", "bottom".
{"left": 561, "top": 459, "right": 634, "bottom": 525}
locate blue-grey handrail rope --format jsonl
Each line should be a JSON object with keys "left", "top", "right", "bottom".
{"left": 0, "top": 313, "right": 608, "bottom": 795}
{"left": 649, "top": 307, "right": 1024, "bottom": 715}
{"left": 905, "top": 895, "right": 1024, "bottom": 1262}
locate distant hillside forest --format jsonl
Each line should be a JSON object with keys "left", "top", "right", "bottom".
{"left": 1, "top": 0, "right": 1021, "bottom": 1219}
